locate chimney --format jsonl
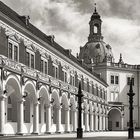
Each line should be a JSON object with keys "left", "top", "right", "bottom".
{"left": 20, "top": 15, "right": 30, "bottom": 26}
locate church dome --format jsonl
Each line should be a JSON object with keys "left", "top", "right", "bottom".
{"left": 79, "top": 5, "right": 114, "bottom": 65}
{"left": 79, "top": 41, "right": 114, "bottom": 64}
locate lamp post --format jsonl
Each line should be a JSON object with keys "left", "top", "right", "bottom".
{"left": 76, "top": 82, "right": 84, "bottom": 138}
{"left": 127, "top": 78, "right": 135, "bottom": 139}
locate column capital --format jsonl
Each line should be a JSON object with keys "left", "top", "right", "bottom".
{"left": 0, "top": 94, "right": 7, "bottom": 100}
{"left": 34, "top": 101, "right": 40, "bottom": 105}
{"left": 18, "top": 98, "right": 25, "bottom": 103}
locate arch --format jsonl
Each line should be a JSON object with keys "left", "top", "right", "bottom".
{"left": 61, "top": 93, "right": 69, "bottom": 109}
{"left": 108, "top": 107, "right": 122, "bottom": 115}
{"left": 24, "top": 80, "right": 37, "bottom": 102}
{"left": 51, "top": 89, "right": 60, "bottom": 107}
{"left": 108, "top": 107, "right": 122, "bottom": 131}
{"left": 38, "top": 85, "right": 50, "bottom": 126}
{"left": 5, "top": 74, "right": 21, "bottom": 99}
{"left": 39, "top": 85, "right": 50, "bottom": 105}
{"left": 70, "top": 96, "right": 76, "bottom": 110}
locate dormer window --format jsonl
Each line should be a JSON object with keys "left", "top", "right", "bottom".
{"left": 8, "top": 40, "right": 19, "bottom": 61}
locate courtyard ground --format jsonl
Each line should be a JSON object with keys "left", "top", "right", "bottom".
{"left": 0, "top": 131, "right": 140, "bottom": 140}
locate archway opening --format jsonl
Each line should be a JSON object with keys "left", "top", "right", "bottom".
{"left": 108, "top": 108, "right": 121, "bottom": 131}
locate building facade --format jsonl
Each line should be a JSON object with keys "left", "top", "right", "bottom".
{"left": 79, "top": 7, "right": 140, "bottom": 131}
{"left": 0, "top": 2, "right": 108, "bottom": 135}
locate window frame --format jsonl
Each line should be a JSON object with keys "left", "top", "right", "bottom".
{"left": 25, "top": 49, "right": 35, "bottom": 69}
{"left": 41, "top": 57, "right": 48, "bottom": 75}
{"left": 8, "top": 39, "right": 19, "bottom": 62}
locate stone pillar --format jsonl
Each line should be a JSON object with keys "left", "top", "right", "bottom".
{"left": 45, "top": 105, "right": 51, "bottom": 133}
{"left": 121, "top": 115, "right": 124, "bottom": 130}
{"left": 85, "top": 112, "right": 89, "bottom": 131}
{"left": 90, "top": 113, "right": 93, "bottom": 131}
{"left": 81, "top": 110, "right": 84, "bottom": 128}
{"left": 0, "top": 95, "right": 7, "bottom": 135}
{"left": 93, "top": 113, "right": 95, "bottom": 131}
{"left": 73, "top": 110, "right": 77, "bottom": 132}
{"left": 95, "top": 114, "right": 98, "bottom": 131}
{"left": 65, "top": 108, "right": 70, "bottom": 132}
{"left": 105, "top": 116, "right": 108, "bottom": 130}
{"left": 99, "top": 115, "right": 102, "bottom": 131}
{"left": 103, "top": 115, "right": 106, "bottom": 131}
{"left": 56, "top": 106, "right": 61, "bottom": 133}
{"left": 33, "top": 102, "right": 39, "bottom": 134}
{"left": 17, "top": 98, "right": 25, "bottom": 135}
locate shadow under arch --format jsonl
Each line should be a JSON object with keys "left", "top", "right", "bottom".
{"left": 108, "top": 107, "right": 122, "bottom": 131}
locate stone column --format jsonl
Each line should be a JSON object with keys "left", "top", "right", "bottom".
{"left": 56, "top": 106, "right": 61, "bottom": 133}
{"left": 99, "top": 115, "right": 102, "bottom": 131}
{"left": 85, "top": 112, "right": 89, "bottom": 131}
{"left": 93, "top": 113, "right": 95, "bottom": 131}
{"left": 17, "top": 98, "right": 25, "bottom": 135}
{"left": 45, "top": 105, "right": 51, "bottom": 133}
{"left": 81, "top": 110, "right": 84, "bottom": 128}
{"left": 65, "top": 108, "right": 70, "bottom": 132}
{"left": 33, "top": 102, "right": 39, "bottom": 134}
{"left": 90, "top": 113, "right": 93, "bottom": 131}
{"left": 105, "top": 115, "right": 108, "bottom": 130}
{"left": 73, "top": 110, "right": 77, "bottom": 132}
{"left": 103, "top": 115, "right": 106, "bottom": 130}
{"left": 95, "top": 114, "right": 98, "bottom": 131}
{"left": 121, "top": 115, "right": 124, "bottom": 130}
{"left": 0, "top": 95, "right": 7, "bottom": 135}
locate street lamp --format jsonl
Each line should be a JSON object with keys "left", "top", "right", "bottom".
{"left": 127, "top": 78, "right": 135, "bottom": 139}
{"left": 76, "top": 82, "right": 84, "bottom": 138}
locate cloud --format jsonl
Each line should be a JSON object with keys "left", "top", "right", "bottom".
{"left": 1, "top": 0, "right": 140, "bottom": 64}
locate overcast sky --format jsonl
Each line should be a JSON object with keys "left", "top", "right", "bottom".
{"left": 2, "top": 0, "right": 140, "bottom": 64}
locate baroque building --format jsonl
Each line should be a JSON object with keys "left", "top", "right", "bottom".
{"left": 0, "top": 1, "right": 139, "bottom": 136}
{"left": 79, "top": 6, "right": 140, "bottom": 131}
{"left": 0, "top": 2, "right": 108, "bottom": 135}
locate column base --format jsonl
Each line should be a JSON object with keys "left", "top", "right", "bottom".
{"left": 16, "top": 132, "right": 25, "bottom": 136}
{"left": 65, "top": 131, "right": 70, "bottom": 133}
{"left": 55, "top": 131, "right": 62, "bottom": 134}
{"left": 31, "top": 132, "right": 39, "bottom": 135}
{"left": 45, "top": 132, "right": 52, "bottom": 134}
{"left": 0, "top": 133, "right": 6, "bottom": 136}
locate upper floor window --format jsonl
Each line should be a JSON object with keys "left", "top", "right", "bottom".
{"left": 53, "top": 65, "right": 59, "bottom": 79}
{"left": 8, "top": 40, "right": 19, "bottom": 61}
{"left": 111, "top": 75, "right": 119, "bottom": 85}
{"left": 127, "top": 77, "right": 134, "bottom": 86}
{"left": 63, "top": 71, "right": 67, "bottom": 83}
{"left": 40, "top": 58, "right": 48, "bottom": 74}
{"left": 70, "top": 75, "right": 75, "bottom": 86}
{"left": 25, "top": 50, "right": 35, "bottom": 69}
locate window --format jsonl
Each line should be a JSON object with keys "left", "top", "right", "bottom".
{"left": 40, "top": 58, "right": 48, "bottom": 74}
{"left": 127, "top": 77, "right": 134, "bottom": 86}
{"left": 70, "top": 75, "right": 75, "bottom": 86}
{"left": 111, "top": 75, "right": 114, "bottom": 84}
{"left": 116, "top": 122, "right": 119, "bottom": 127}
{"left": 8, "top": 41, "right": 19, "bottom": 61}
{"left": 110, "top": 75, "right": 119, "bottom": 85}
{"left": 53, "top": 65, "right": 59, "bottom": 79}
{"left": 115, "top": 76, "right": 119, "bottom": 84}
{"left": 25, "top": 50, "right": 35, "bottom": 68}
{"left": 64, "top": 71, "right": 67, "bottom": 83}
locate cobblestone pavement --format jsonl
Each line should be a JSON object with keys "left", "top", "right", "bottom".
{"left": 0, "top": 131, "right": 140, "bottom": 140}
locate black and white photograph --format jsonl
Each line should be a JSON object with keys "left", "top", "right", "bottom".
{"left": 0, "top": 0, "right": 140, "bottom": 140}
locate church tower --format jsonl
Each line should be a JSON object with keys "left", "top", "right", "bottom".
{"left": 88, "top": 4, "right": 103, "bottom": 42}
